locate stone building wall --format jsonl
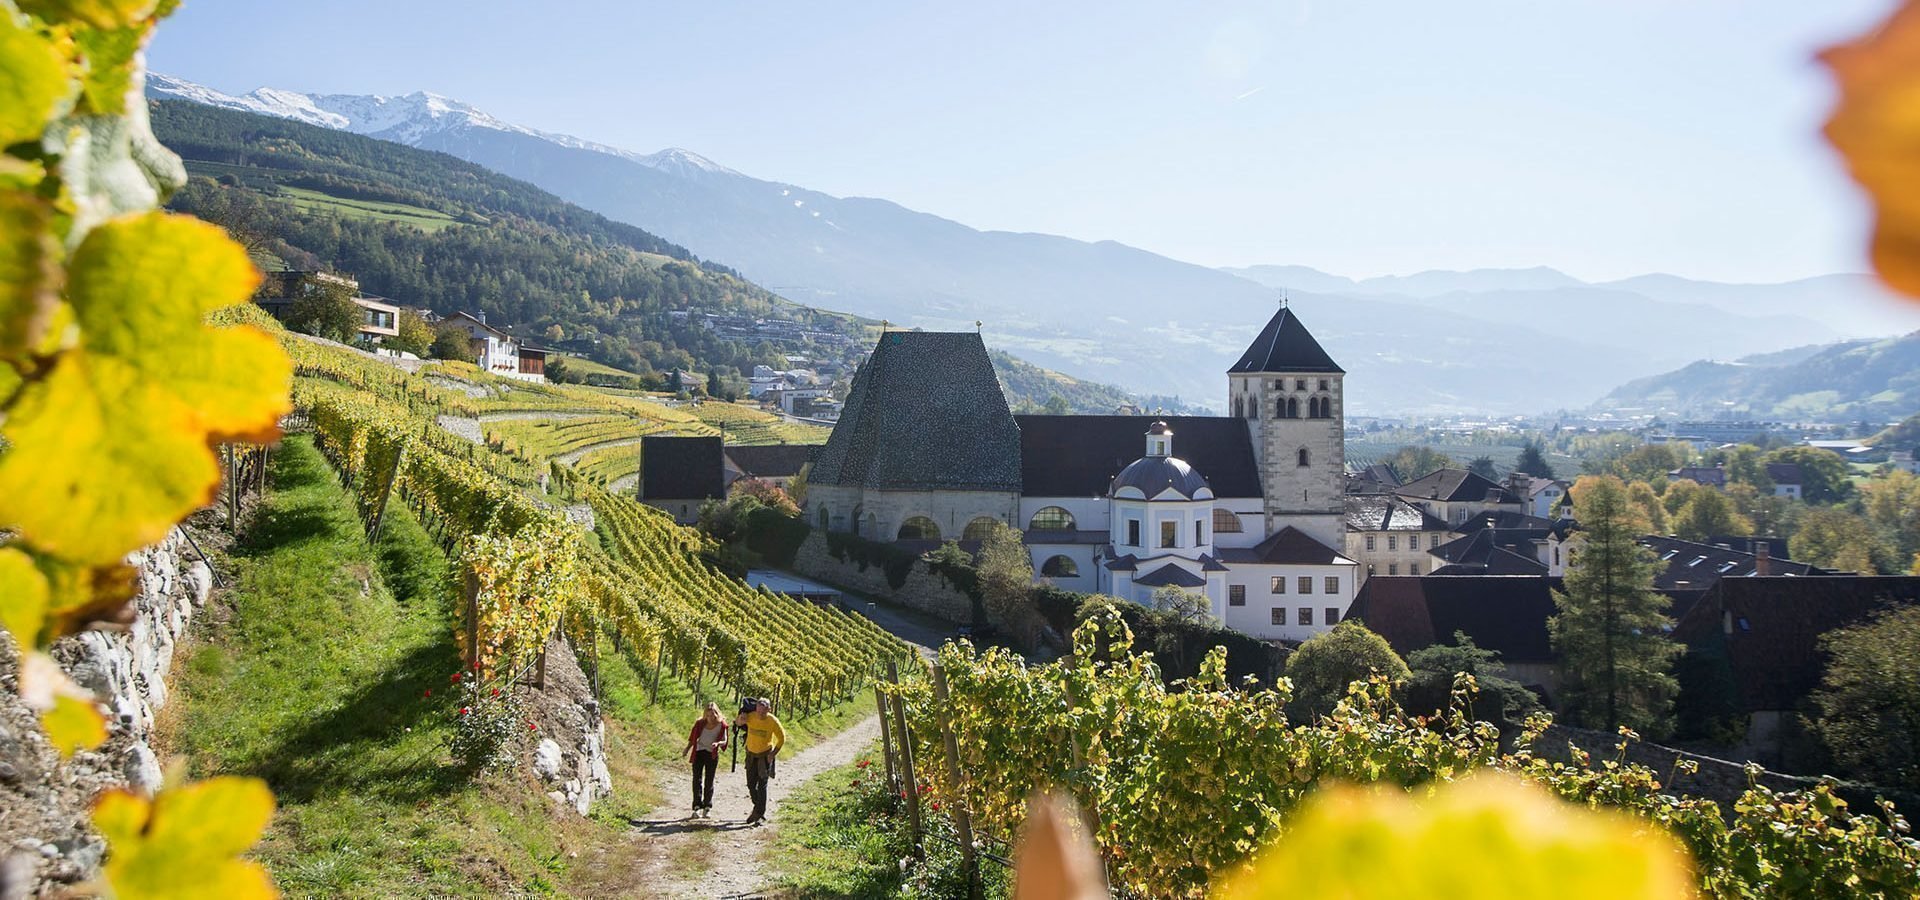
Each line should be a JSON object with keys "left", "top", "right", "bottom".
{"left": 808, "top": 485, "right": 1018, "bottom": 544}
{"left": 790, "top": 532, "right": 976, "bottom": 624}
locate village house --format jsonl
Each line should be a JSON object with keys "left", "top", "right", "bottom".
{"left": 440, "top": 311, "right": 550, "bottom": 383}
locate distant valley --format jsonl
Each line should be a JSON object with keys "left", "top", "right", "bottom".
{"left": 153, "top": 75, "right": 1920, "bottom": 416}
{"left": 1593, "top": 331, "right": 1920, "bottom": 421}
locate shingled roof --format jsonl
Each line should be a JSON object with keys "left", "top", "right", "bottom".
{"left": 1395, "top": 468, "right": 1515, "bottom": 504}
{"left": 1217, "top": 527, "right": 1355, "bottom": 566}
{"left": 1673, "top": 576, "right": 1920, "bottom": 712}
{"left": 723, "top": 444, "right": 816, "bottom": 480}
{"left": 1135, "top": 563, "right": 1208, "bottom": 589}
{"left": 1345, "top": 495, "right": 1449, "bottom": 532}
{"left": 1349, "top": 576, "right": 1563, "bottom": 665}
{"left": 640, "top": 435, "right": 726, "bottom": 501}
{"left": 1227, "top": 307, "right": 1343, "bottom": 374}
{"left": 810, "top": 331, "right": 1022, "bottom": 492}
{"left": 1642, "top": 535, "right": 1822, "bottom": 593}
{"left": 1016, "top": 415, "right": 1261, "bottom": 498}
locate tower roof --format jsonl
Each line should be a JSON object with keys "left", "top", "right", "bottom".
{"left": 1228, "top": 307, "right": 1343, "bottom": 374}
{"left": 810, "top": 331, "right": 1022, "bottom": 492}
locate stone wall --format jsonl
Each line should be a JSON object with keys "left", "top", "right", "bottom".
{"left": 808, "top": 485, "right": 1019, "bottom": 545}
{"left": 790, "top": 532, "right": 976, "bottom": 624}
{"left": 524, "top": 635, "right": 613, "bottom": 817}
{"left": 0, "top": 528, "right": 213, "bottom": 897}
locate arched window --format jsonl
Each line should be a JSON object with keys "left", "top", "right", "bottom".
{"left": 1028, "top": 506, "right": 1076, "bottom": 531}
{"left": 1211, "top": 508, "right": 1244, "bottom": 533}
{"left": 1232, "top": 396, "right": 1243, "bottom": 418}
{"left": 1288, "top": 397, "right": 1300, "bottom": 419}
{"left": 1297, "top": 447, "right": 1310, "bottom": 467}
{"left": 962, "top": 516, "right": 1001, "bottom": 542}
{"left": 851, "top": 504, "right": 865, "bottom": 536}
{"left": 817, "top": 506, "right": 829, "bottom": 529}
{"left": 898, "top": 516, "right": 941, "bottom": 541}
{"left": 1040, "top": 555, "right": 1079, "bottom": 578}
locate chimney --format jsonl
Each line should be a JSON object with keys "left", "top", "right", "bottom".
{"left": 1755, "top": 541, "right": 1771, "bottom": 576}
{"left": 476, "top": 309, "right": 487, "bottom": 325}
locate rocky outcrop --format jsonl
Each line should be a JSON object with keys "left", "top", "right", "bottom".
{"left": 0, "top": 528, "right": 212, "bottom": 897}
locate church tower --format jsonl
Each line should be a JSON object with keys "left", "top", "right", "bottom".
{"left": 1226, "top": 304, "right": 1346, "bottom": 548}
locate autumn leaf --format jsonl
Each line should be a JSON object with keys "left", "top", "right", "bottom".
{"left": 0, "top": 9, "right": 71, "bottom": 146}
{"left": 42, "top": 693, "right": 106, "bottom": 757}
{"left": 93, "top": 776, "right": 278, "bottom": 899}
{"left": 1822, "top": 0, "right": 1920, "bottom": 298}
{"left": 17, "top": 0, "right": 160, "bottom": 30}
{"left": 1211, "top": 775, "right": 1693, "bottom": 899}
{"left": 0, "top": 212, "right": 290, "bottom": 564}
{"left": 0, "top": 547, "right": 50, "bottom": 647}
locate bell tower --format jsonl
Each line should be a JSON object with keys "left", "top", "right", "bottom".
{"left": 1227, "top": 301, "right": 1345, "bottom": 547}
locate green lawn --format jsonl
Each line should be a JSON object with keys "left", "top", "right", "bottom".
{"left": 167, "top": 436, "right": 578, "bottom": 898}
{"left": 277, "top": 186, "right": 458, "bottom": 232}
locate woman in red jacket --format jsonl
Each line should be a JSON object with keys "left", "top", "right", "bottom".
{"left": 683, "top": 702, "right": 728, "bottom": 814}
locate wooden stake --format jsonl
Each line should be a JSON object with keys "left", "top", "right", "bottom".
{"left": 933, "top": 664, "right": 982, "bottom": 898}
{"left": 887, "top": 660, "right": 925, "bottom": 860}
{"left": 875, "top": 685, "right": 898, "bottom": 792}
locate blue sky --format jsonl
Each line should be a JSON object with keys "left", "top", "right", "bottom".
{"left": 151, "top": 0, "right": 1894, "bottom": 283}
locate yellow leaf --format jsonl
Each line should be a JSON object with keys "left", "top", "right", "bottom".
{"left": 0, "top": 190, "right": 62, "bottom": 356}
{"left": 1212, "top": 776, "right": 1692, "bottom": 900}
{"left": 0, "top": 7, "right": 71, "bottom": 146}
{"left": 17, "top": 0, "right": 159, "bottom": 29}
{"left": 73, "top": 24, "right": 146, "bottom": 116}
{"left": 0, "top": 354, "right": 219, "bottom": 563}
{"left": 0, "top": 212, "right": 290, "bottom": 565}
{"left": 42, "top": 693, "right": 106, "bottom": 757}
{"left": 94, "top": 777, "right": 278, "bottom": 900}
{"left": 0, "top": 547, "right": 51, "bottom": 648}
{"left": 1822, "top": 0, "right": 1920, "bottom": 298}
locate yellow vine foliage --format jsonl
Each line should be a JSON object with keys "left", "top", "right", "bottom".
{"left": 0, "top": 0, "right": 282, "bottom": 894}
{"left": 1824, "top": 0, "right": 1920, "bottom": 298}
{"left": 1212, "top": 775, "right": 1693, "bottom": 899}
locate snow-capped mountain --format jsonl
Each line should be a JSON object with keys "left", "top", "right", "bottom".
{"left": 150, "top": 73, "right": 1905, "bottom": 414}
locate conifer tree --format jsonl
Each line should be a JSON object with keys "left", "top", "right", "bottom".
{"left": 1550, "top": 476, "right": 1680, "bottom": 734}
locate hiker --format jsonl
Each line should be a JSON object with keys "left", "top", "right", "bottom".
{"left": 741, "top": 697, "right": 787, "bottom": 825}
{"left": 683, "top": 703, "right": 728, "bottom": 815}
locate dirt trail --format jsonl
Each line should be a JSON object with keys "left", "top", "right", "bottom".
{"left": 608, "top": 715, "right": 883, "bottom": 899}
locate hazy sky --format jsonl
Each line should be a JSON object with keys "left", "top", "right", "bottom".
{"left": 150, "top": 1, "right": 1895, "bottom": 283}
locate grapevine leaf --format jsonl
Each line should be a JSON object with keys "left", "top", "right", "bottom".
{"left": 0, "top": 8, "right": 71, "bottom": 146}
{"left": 1822, "top": 0, "right": 1920, "bottom": 298}
{"left": 49, "top": 89, "right": 188, "bottom": 240}
{"left": 42, "top": 693, "right": 106, "bottom": 757}
{"left": 73, "top": 24, "right": 145, "bottom": 116}
{"left": 93, "top": 776, "right": 278, "bottom": 899}
{"left": 0, "top": 547, "right": 51, "bottom": 647}
{"left": 0, "top": 189, "right": 62, "bottom": 355}
{"left": 0, "top": 354, "right": 219, "bottom": 563}
{"left": 1213, "top": 776, "right": 1692, "bottom": 899}
{"left": 17, "top": 0, "right": 158, "bottom": 29}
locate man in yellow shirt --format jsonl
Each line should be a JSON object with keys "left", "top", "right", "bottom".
{"left": 742, "top": 697, "right": 786, "bottom": 825}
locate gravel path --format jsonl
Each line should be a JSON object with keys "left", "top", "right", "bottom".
{"left": 608, "top": 474, "right": 639, "bottom": 495}
{"left": 628, "top": 715, "right": 885, "bottom": 899}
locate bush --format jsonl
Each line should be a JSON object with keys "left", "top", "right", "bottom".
{"left": 1286, "top": 620, "right": 1410, "bottom": 719}
{"left": 742, "top": 505, "right": 811, "bottom": 568}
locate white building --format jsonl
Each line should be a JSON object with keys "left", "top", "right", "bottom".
{"left": 441, "top": 311, "right": 548, "bottom": 383}
{"left": 806, "top": 305, "right": 1362, "bottom": 644}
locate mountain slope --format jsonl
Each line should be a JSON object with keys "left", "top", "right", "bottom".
{"left": 1594, "top": 332, "right": 1920, "bottom": 420}
{"left": 153, "top": 75, "right": 1872, "bottom": 415}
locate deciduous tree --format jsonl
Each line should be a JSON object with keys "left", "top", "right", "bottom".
{"left": 1673, "top": 489, "right": 1753, "bottom": 542}
{"left": 1285, "top": 620, "right": 1410, "bottom": 719}
{"left": 1812, "top": 605, "right": 1920, "bottom": 789}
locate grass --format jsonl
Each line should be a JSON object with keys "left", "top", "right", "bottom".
{"left": 166, "top": 436, "right": 582, "bottom": 898}
{"left": 277, "top": 186, "right": 458, "bottom": 232}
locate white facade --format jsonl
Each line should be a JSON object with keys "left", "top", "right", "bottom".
{"left": 1219, "top": 562, "right": 1359, "bottom": 642}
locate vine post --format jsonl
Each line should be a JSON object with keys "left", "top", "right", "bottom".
{"left": 365, "top": 443, "right": 407, "bottom": 542}
{"left": 932, "top": 664, "right": 982, "bottom": 899}
{"left": 886, "top": 660, "right": 925, "bottom": 859}
{"left": 874, "top": 685, "right": 898, "bottom": 792}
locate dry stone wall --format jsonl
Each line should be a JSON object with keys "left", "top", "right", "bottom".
{"left": 0, "top": 528, "right": 212, "bottom": 897}
{"left": 790, "top": 532, "right": 976, "bottom": 624}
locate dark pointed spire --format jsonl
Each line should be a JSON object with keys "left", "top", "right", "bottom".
{"left": 1227, "top": 307, "right": 1342, "bottom": 374}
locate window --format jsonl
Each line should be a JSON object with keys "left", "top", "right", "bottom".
{"left": 1212, "top": 508, "right": 1243, "bottom": 533}
{"left": 1295, "top": 378, "right": 1307, "bottom": 390}
{"left": 1233, "top": 396, "right": 1243, "bottom": 418}
{"left": 817, "top": 506, "right": 829, "bottom": 529}
{"left": 1552, "top": 547, "right": 1560, "bottom": 565}
{"left": 1410, "top": 563, "right": 1421, "bottom": 575}
{"left": 1195, "top": 520, "right": 1204, "bottom": 545}
{"left": 1271, "top": 576, "right": 1286, "bottom": 594}
{"left": 962, "top": 516, "right": 1001, "bottom": 542}
{"left": 1365, "top": 535, "right": 1376, "bottom": 551}
{"left": 1297, "top": 448, "right": 1310, "bottom": 467}
{"left": 1271, "top": 608, "right": 1285, "bottom": 625}
{"left": 1319, "top": 379, "right": 1330, "bottom": 391}
{"left": 1298, "top": 607, "right": 1313, "bottom": 625}
{"left": 1325, "top": 576, "right": 1339, "bottom": 594}
{"left": 1388, "top": 563, "right": 1399, "bottom": 575}
{"left": 1229, "top": 585, "right": 1246, "bottom": 606}
{"left": 1160, "top": 520, "right": 1178, "bottom": 548}
{"left": 1387, "top": 535, "right": 1397, "bottom": 551}
{"left": 1288, "top": 397, "right": 1300, "bottom": 418}
{"left": 1127, "top": 519, "right": 1141, "bottom": 547}
{"left": 1029, "top": 506, "right": 1076, "bottom": 531}
{"left": 1041, "top": 555, "right": 1079, "bottom": 578}
{"left": 1325, "top": 607, "right": 1339, "bottom": 624}
{"left": 898, "top": 516, "right": 941, "bottom": 541}
{"left": 1298, "top": 576, "right": 1313, "bottom": 594}
{"left": 1408, "top": 535, "right": 1420, "bottom": 551}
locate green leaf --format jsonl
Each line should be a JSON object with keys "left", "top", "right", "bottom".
{"left": 73, "top": 24, "right": 143, "bottom": 115}
{"left": 17, "top": 0, "right": 158, "bottom": 29}
{"left": 0, "top": 8, "right": 71, "bottom": 146}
